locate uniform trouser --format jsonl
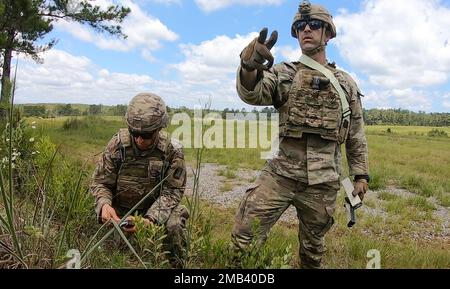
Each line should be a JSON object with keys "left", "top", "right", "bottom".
{"left": 117, "top": 205, "right": 190, "bottom": 268}
{"left": 231, "top": 166, "right": 339, "bottom": 269}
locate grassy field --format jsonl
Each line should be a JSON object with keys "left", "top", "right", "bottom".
{"left": 2, "top": 115, "right": 448, "bottom": 268}
{"left": 30, "top": 116, "right": 450, "bottom": 206}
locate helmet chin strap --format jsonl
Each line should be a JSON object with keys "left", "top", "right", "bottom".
{"left": 301, "top": 24, "right": 328, "bottom": 57}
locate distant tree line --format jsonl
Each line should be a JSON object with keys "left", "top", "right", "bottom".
{"left": 363, "top": 108, "right": 450, "bottom": 126}
{"left": 18, "top": 104, "right": 450, "bottom": 127}
{"left": 19, "top": 104, "right": 128, "bottom": 117}
{"left": 168, "top": 106, "right": 278, "bottom": 120}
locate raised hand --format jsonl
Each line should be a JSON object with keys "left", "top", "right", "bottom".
{"left": 240, "top": 27, "right": 278, "bottom": 71}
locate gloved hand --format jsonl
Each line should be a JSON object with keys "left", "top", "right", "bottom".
{"left": 240, "top": 27, "right": 278, "bottom": 71}
{"left": 100, "top": 203, "right": 120, "bottom": 224}
{"left": 352, "top": 179, "right": 368, "bottom": 201}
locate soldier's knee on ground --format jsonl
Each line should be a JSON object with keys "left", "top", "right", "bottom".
{"left": 164, "top": 205, "right": 189, "bottom": 268}
{"left": 165, "top": 205, "right": 189, "bottom": 236}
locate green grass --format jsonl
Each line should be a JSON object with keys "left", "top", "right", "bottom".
{"left": 218, "top": 167, "right": 237, "bottom": 179}
{"left": 220, "top": 182, "right": 234, "bottom": 192}
{"left": 366, "top": 131, "right": 450, "bottom": 206}
{"left": 384, "top": 200, "right": 433, "bottom": 222}
{"left": 9, "top": 116, "right": 447, "bottom": 269}
{"left": 200, "top": 198, "right": 450, "bottom": 269}
{"left": 378, "top": 191, "right": 400, "bottom": 201}
{"left": 29, "top": 117, "right": 449, "bottom": 205}
{"left": 366, "top": 125, "right": 450, "bottom": 137}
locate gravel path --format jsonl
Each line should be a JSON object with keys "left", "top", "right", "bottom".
{"left": 185, "top": 163, "right": 299, "bottom": 224}
{"left": 367, "top": 186, "right": 450, "bottom": 241}
{"left": 184, "top": 163, "right": 449, "bottom": 241}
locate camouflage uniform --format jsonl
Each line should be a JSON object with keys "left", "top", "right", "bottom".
{"left": 232, "top": 4, "right": 369, "bottom": 267}
{"left": 90, "top": 93, "right": 189, "bottom": 266}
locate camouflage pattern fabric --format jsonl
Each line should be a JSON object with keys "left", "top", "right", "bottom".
{"left": 282, "top": 64, "right": 346, "bottom": 143}
{"left": 126, "top": 93, "right": 169, "bottom": 133}
{"left": 237, "top": 61, "right": 369, "bottom": 184}
{"left": 234, "top": 59, "right": 369, "bottom": 268}
{"left": 90, "top": 129, "right": 188, "bottom": 264}
{"left": 232, "top": 166, "right": 338, "bottom": 269}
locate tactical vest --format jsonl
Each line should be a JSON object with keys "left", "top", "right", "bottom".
{"left": 114, "top": 129, "right": 169, "bottom": 210}
{"left": 279, "top": 64, "right": 350, "bottom": 143}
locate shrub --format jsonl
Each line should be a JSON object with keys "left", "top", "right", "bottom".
{"left": 62, "top": 117, "right": 88, "bottom": 130}
{"left": 427, "top": 129, "right": 448, "bottom": 138}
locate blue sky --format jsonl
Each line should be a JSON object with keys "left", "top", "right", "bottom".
{"left": 14, "top": 0, "right": 450, "bottom": 112}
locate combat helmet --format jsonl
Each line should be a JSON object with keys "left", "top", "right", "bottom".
{"left": 126, "top": 93, "right": 168, "bottom": 133}
{"left": 291, "top": 0, "right": 336, "bottom": 39}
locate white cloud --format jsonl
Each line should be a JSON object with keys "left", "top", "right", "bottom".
{"left": 391, "top": 88, "right": 431, "bottom": 111}
{"left": 277, "top": 45, "right": 301, "bottom": 62}
{"left": 173, "top": 33, "right": 258, "bottom": 85}
{"left": 55, "top": 0, "right": 178, "bottom": 56}
{"left": 14, "top": 30, "right": 265, "bottom": 109}
{"left": 164, "top": 32, "right": 265, "bottom": 108}
{"left": 195, "top": 0, "right": 283, "bottom": 12}
{"left": 443, "top": 93, "right": 450, "bottom": 108}
{"left": 363, "top": 88, "right": 432, "bottom": 111}
{"left": 334, "top": 0, "right": 450, "bottom": 90}
{"left": 363, "top": 90, "right": 391, "bottom": 108}
{"left": 14, "top": 48, "right": 252, "bottom": 109}
{"left": 141, "top": 49, "right": 156, "bottom": 62}
{"left": 15, "top": 50, "right": 170, "bottom": 105}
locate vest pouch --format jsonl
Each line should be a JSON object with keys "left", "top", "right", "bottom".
{"left": 288, "top": 88, "right": 308, "bottom": 126}
{"left": 148, "top": 159, "right": 164, "bottom": 182}
{"left": 116, "top": 175, "right": 151, "bottom": 209}
{"left": 304, "top": 90, "right": 322, "bottom": 128}
{"left": 321, "top": 91, "right": 340, "bottom": 130}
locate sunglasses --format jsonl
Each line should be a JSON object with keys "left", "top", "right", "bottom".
{"left": 129, "top": 129, "right": 156, "bottom": 140}
{"left": 294, "top": 19, "right": 324, "bottom": 32}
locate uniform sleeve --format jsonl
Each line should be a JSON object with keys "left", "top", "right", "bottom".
{"left": 90, "top": 134, "right": 121, "bottom": 220}
{"left": 236, "top": 66, "right": 279, "bottom": 106}
{"left": 145, "top": 143, "right": 186, "bottom": 225}
{"left": 345, "top": 80, "right": 370, "bottom": 177}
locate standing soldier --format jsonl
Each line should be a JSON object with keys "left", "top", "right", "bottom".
{"left": 232, "top": 0, "right": 370, "bottom": 268}
{"left": 90, "top": 93, "right": 189, "bottom": 268}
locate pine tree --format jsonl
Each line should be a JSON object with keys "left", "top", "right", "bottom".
{"left": 0, "top": 0, "right": 131, "bottom": 118}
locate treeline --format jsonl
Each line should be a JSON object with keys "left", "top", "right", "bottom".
{"left": 17, "top": 104, "right": 450, "bottom": 126}
{"left": 18, "top": 104, "right": 278, "bottom": 119}
{"left": 18, "top": 104, "right": 128, "bottom": 117}
{"left": 172, "top": 106, "right": 277, "bottom": 119}
{"left": 363, "top": 108, "right": 450, "bottom": 126}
